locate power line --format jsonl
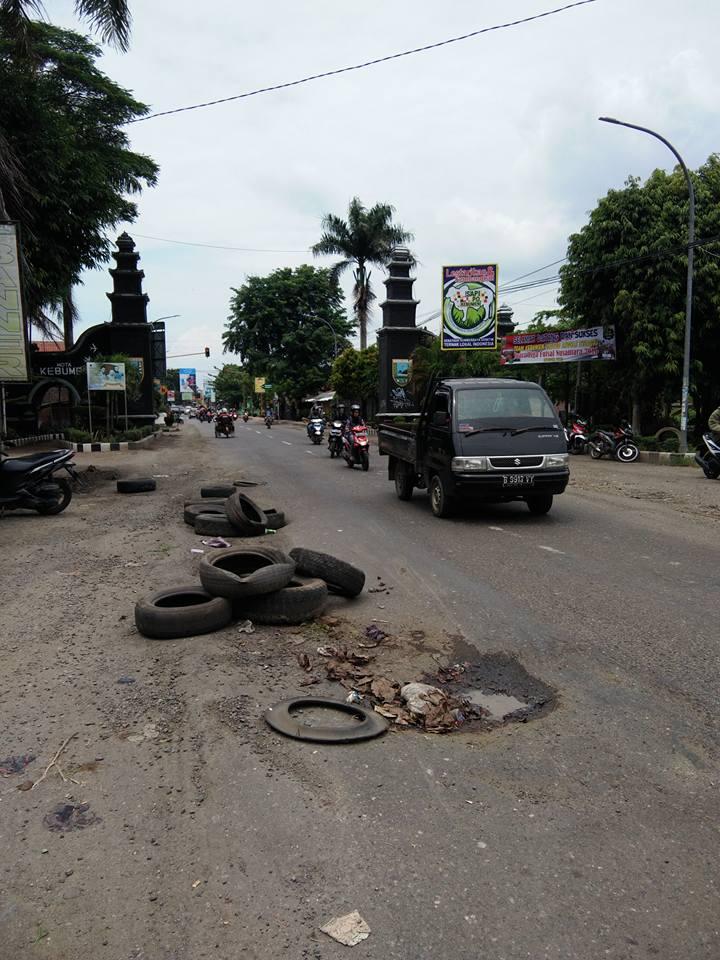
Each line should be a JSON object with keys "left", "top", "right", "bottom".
{"left": 504, "top": 258, "right": 567, "bottom": 285}
{"left": 132, "top": 233, "right": 310, "bottom": 254}
{"left": 129, "top": 1, "right": 599, "bottom": 123}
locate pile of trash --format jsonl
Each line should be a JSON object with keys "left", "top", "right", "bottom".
{"left": 135, "top": 519, "right": 366, "bottom": 639}
{"left": 183, "top": 484, "right": 287, "bottom": 538}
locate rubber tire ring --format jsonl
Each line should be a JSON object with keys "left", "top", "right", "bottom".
{"left": 194, "top": 514, "right": 238, "bottom": 537}
{"left": 199, "top": 547, "right": 295, "bottom": 600}
{"left": 288, "top": 547, "right": 365, "bottom": 598}
{"left": 201, "top": 484, "right": 236, "bottom": 498}
{"left": 184, "top": 502, "right": 227, "bottom": 525}
{"left": 117, "top": 478, "right": 157, "bottom": 494}
{"left": 134, "top": 584, "right": 232, "bottom": 640}
{"left": 264, "top": 697, "right": 388, "bottom": 743}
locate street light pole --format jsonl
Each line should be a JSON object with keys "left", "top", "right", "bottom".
{"left": 599, "top": 117, "right": 695, "bottom": 453}
{"left": 316, "top": 318, "right": 338, "bottom": 357}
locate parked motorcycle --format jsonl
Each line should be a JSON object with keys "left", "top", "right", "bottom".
{"left": 695, "top": 433, "right": 720, "bottom": 479}
{"left": 307, "top": 417, "right": 325, "bottom": 445}
{"left": 343, "top": 424, "right": 370, "bottom": 471}
{"left": 328, "top": 420, "right": 343, "bottom": 458}
{"left": 0, "top": 448, "right": 77, "bottom": 516}
{"left": 566, "top": 416, "right": 590, "bottom": 455}
{"left": 588, "top": 420, "right": 639, "bottom": 462}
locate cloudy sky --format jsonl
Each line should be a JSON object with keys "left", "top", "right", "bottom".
{"left": 53, "top": 0, "right": 719, "bottom": 389}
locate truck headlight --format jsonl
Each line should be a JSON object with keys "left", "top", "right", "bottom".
{"left": 545, "top": 454, "right": 569, "bottom": 468}
{"left": 451, "top": 457, "right": 489, "bottom": 472}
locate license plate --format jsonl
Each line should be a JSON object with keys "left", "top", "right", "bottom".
{"left": 502, "top": 474, "right": 536, "bottom": 487}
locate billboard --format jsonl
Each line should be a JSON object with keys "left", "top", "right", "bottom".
{"left": 0, "top": 223, "right": 29, "bottom": 381}
{"left": 87, "top": 361, "right": 126, "bottom": 391}
{"left": 254, "top": 377, "right": 266, "bottom": 393}
{"left": 499, "top": 326, "right": 617, "bottom": 365}
{"left": 179, "top": 368, "right": 197, "bottom": 394}
{"left": 441, "top": 264, "right": 498, "bottom": 351}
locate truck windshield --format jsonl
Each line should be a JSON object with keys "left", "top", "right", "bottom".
{"left": 455, "top": 387, "right": 557, "bottom": 426}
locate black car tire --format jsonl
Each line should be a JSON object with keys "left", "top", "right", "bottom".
{"left": 117, "top": 478, "right": 157, "bottom": 494}
{"left": 35, "top": 478, "right": 73, "bottom": 515}
{"left": 135, "top": 584, "right": 233, "bottom": 639}
{"left": 184, "top": 502, "right": 227, "bottom": 526}
{"left": 265, "top": 697, "right": 388, "bottom": 743}
{"left": 526, "top": 494, "right": 554, "bottom": 515}
{"left": 394, "top": 463, "right": 414, "bottom": 501}
{"left": 199, "top": 547, "right": 295, "bottom": 600}
{"left": 201, "top": 484, "right": 235, "bottom": 498}
{"left": 262, "top": 507, "right": 287, "bottom": 530}
{"left": 194, "top": 514, "right": 237, "bottom": 537}
{"left": 429, "top": 474, "right": 454, "bottom": 518}
{"left": 224, "top": 492, "right": 268, "bottom": 536}
{"left": 245, "top": 576, "right": 328, "bottom": 624}
{"left": 289, "top": 547, "right": 365, "bottom": 597}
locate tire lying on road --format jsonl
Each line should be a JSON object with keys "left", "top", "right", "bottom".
{"left": 184, "top": 502, "right": 227, "bottom": 526}
{"left": 200, "top": 484, "right": 236, "bottom": 498}
{"left": 262, "top": 507, "right": 287, "bottom": 530}
{"left": 199, "top": 546, "right": 295, "bottom": 600}
{"left": 244, "top": 576, "right": 328, "bottom": 624}
{"left": 117, "top": 478, "right": 157, "bottom": 494}
{"left": 265, "top": 697, "right": 388, "bottom": 743}
{"left": 224, "top": 492, "right": 268, "bottom": 536}
{"left": 135, "top": 584, "right": 233, "bottom": 639}
{"left": 194, "top": 514, "right": 237, "bottom": 537}
{"left": 289, "top": 547, "right": 365, "bottom": 598}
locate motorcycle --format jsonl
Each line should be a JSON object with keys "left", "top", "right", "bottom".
{"left": 231, "top": 411, "right": 238, "bottom": 420}
{"left": 343, "top": 424, "right": 370, "bottom": 471}
{"left": 215, "top": 416, "right": 234, "bottom": 438}
{"left": 566, "top": 416, "right": 590, "bottom": 455}
{"left": 265, "top": 415, "right": 273, "bottom": 429}
{"left": 588, "top": 420, "right": 639, "bottom": 462}
{"left": 695, "top": 433, "right": 720, "bottom": 479}
{"left": 0, "top": 448, "right": 77, "bottom": 516}
{"left": 307, "top": 417, "right": 325, "bottom": 445}
{"left": 243, "top": 412, "right": 249, "bottom": 423}
{"left": 328, "top": 420, "right": 343, "bottom": 458}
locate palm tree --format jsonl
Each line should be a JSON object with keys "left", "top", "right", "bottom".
{"left": 312, "top": 197, "right": 413, "bottom": 350}
{"left": 0, "top": 0, "right": 132, "bottom": 51}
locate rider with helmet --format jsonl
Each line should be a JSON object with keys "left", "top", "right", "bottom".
{"left": 344, "top": 403, "right": 365, "bottom": 435}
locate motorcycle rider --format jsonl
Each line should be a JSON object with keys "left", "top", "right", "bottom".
{"left": 709, "top": 405, "right": 720, "bottom": 442}
{"left": 344, "top": 403, "right": 365, "bottom": 435}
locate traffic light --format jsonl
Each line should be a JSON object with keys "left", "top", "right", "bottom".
{"left": 204, "top": 347, "right": 210, "bottom": 357}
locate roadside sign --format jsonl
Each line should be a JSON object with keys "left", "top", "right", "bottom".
{"left": 263, "top": 383, "right": 273, "bottom": 391}
{"left": 254, "top": 377, "right": 266, "bottom": 393}
{"left": 441, "top": 263, "right": 498, "bottom": 351}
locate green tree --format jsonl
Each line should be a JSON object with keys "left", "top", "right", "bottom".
{"left": 211, "top": 364, "right": 253, "bottom": 409}
{"left": 410, "top": 337, "right": 501, "bottom": 400}
{"left": 223, "top": 265, "right": 354, "bottom": 412}
{"left": 0, "top": 22, "right": 157, "bottom": 334}
{"left": 330, "top": 345, "right": 379, "bottom": 404}
{"left": 0, "top": 0, "right": 132, "bottom": 51}
{"left": 312, "top": 197, "right": 413, "bottom": 350}
{"left": 558, "top": 156, "right": 720, "bottom": 434}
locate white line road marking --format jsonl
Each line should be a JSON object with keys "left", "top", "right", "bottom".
{"left": 489, "top": 526, "right": 504, "bottom": 532}
{"left": 282, "top": 440, "right": 292, "bottom": 445}
{"left": 305, "top": 450, "right": 315, "bottom": 455}
{"left": 255, "top": 430, "right": 262, "bottom": 434}
{"left": 538, "top": 545, "right": 565, "bottom": 555}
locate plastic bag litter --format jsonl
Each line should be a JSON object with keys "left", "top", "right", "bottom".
{"left": 401, "top": 682, "right": 445, "bottom": 716}
{"left": 237, "top": 620, "right": 255, "bottom": 634}
{"left": 320, "top": 911, "right": 371, "bottom": 946}
{"left": 201, "top": 537, "right": 231, "bottom": 549}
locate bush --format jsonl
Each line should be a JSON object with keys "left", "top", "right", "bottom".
{"left": 63, "top": 425, "right": 157, "bottom": 444}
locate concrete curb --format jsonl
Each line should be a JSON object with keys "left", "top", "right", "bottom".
{"left": 638, "top": 450, "right": 697, "bottom": 466}
{"left": 1, "top": 433, "right": 65, "bottom": 448}
{"left": 58, "top": 431, "right": 160, "bottom": 453}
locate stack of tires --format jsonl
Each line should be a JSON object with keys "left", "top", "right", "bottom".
{"left": 184, "top": 485, "right": 287, "bottom": 538}
{"left": 134, "top": 546, "right": 365, "bottom": 639}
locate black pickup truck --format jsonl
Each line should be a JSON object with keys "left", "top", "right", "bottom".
{"left": 378, "top": 378, "right": 569, "bottom": 517}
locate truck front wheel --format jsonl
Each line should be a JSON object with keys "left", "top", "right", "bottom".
{"left": 429, "top": 474, "right": 454, "bottom": 518}
{"left": 526, "top": 494, "right": 553, "bottom": 515}
{"left": 394, "top": 464, "right": 414, "bottom": 501}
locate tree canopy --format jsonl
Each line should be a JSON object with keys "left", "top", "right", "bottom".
{"left": 558, "top": 156, "right": 720, "bottom": 432}
{"left": 0, "top": 22, "right": 157, "bottom": 331}
{"left": 0, "top": 0, "right": 132, "bottom": 51}
{"left": 211, "top": 364, "right": 253, "bottom": 409}
{"left": 223, "top": 265, "right": 354, "bottom": 408}
{"left": 330, "top": 345, "right": 379, "bottom": 404}
{"left": 312, "top": 197, "right": 413, "bottom": 350}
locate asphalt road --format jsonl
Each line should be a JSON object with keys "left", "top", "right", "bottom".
{"left": 2, "top": 421, "right": 717, "bottom": 960}
{"left": 192, "top": 418, "right": 719, "bottom": 958}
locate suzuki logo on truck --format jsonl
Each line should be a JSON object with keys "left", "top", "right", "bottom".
{"left": 514, "top": 458, "right": 521, "bottom": 466}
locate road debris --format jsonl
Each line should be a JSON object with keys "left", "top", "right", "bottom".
{"left": 31, "top": 733, "right": 79, "bottom": 789}
{"left": 44, "top": 802, "right": 101, "bottom": 833}
{"left": 360, "top": 624, "right": 387, "bottom": 648}
{"left": 116, "top": 676, "right": 136, "bottom": 684}
{"left": 127, "top": 722, "right": 160, "bottom": 744}
{"left": 0, "top": 754, "right": 36, "bottom": 776}
{"left": 320, "top": 910, "right": 371, "bottom": 946}
{"left": 237, "top": 620, "right": 255, "bottom": 634}
{"left": 201, "top": 537, "right": 232, "bottom": 549}
{"left": 401, "top": 682, "right": 444, "bottom": 716}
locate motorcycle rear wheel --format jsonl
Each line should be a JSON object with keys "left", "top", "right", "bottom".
{"left": 361, "top": 451, "right": 369, "bottom": 472}
{"left": 34, "top": 478, "right": 72, "bottom": 515}
{"left": 589, "top": 443, "right": 603, "bottom": 459}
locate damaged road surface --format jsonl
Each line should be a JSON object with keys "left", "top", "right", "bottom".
{"left": 1, "top": 423, "right": 718, "bottom": 960}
